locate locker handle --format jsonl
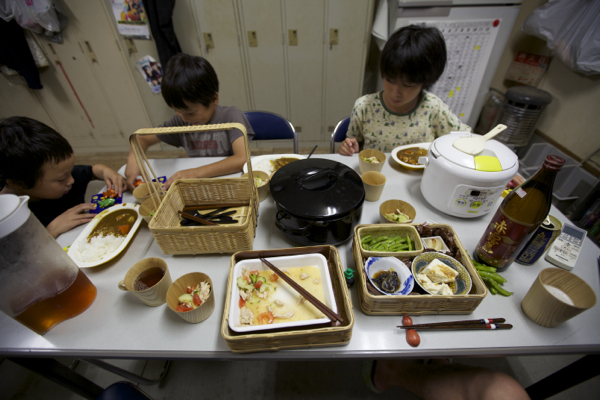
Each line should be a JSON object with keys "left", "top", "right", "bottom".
{"left": 248, "top": 31, "right": 258, "bottom": 47}
{"left": 85, "top": 41, "right": 98, "bottom": 63}
{"left": 203, "top": 33, "right": 215, "bottom": 53}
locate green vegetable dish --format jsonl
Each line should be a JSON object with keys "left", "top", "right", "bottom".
{"left": 470, "top": 257, "right": 512, "bottom": 296}
{"left": 254, "top": 177, "right": 264, "bottom": 187}
{"left": 384, "top": 210, "right": 410, "bottom": 223}
{"left": 361, "top": 234, "right": 414, "bottom": 252}
{"left": 361, "top": 156, "right": 380, "bottom": 164}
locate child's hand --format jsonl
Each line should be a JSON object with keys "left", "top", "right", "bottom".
{"left": 339, "top": 138, "right": 359, "bottom": 156}
{"left": 46, "top": 203, "right": 96, "bottom": 238}
{"left": 164, "top": 168, "right": 199, "bottom": 190}
{"left": 103, "top": 168, "right": 127, "bottom": 197}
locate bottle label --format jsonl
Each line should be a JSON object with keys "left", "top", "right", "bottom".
{"left": 515, "top": 188, "right": 527, "bottom": 198}
{"left": 475, "top": 209, "right": 535, "bottom": 268}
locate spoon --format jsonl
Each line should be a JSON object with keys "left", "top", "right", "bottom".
{"left": 452, "top": 124, "right": 507, "bottom": 155}
{"left": 307, "top": 145, "right": 318, "bottom": 159}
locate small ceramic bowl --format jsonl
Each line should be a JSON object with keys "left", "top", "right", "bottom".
{"left": 379, "top": 199, "right": 416, "bottom": 224}
{"left": 421, "top": 236, "right": 450, "bottom": 252}
{"left": 412, "top": 252, "right": 472, "bottom": 296}
{"left": 167, "top": 272, "right": 215, "bottom": 324}
{"left": 242, "top": 170, "right": 270, "bottom": 202}
{"left": 365, "top": 257, "right": 414, "bottom": 296}
{"left": 132, "top": 182, "right": 164, "bottom": 204}
{"left": 359, "top": 149, "right": 386, "bottom": 174}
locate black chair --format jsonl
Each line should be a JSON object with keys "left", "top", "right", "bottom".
{"left": 244, "top": 110, "right": 298, "bottom": 154}
{"left": 330, "top": 116, "right": 350, "bottom": 153}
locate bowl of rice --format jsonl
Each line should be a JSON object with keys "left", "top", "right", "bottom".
{"left": 67, "top": 203, "right": 143, "bottom": 268}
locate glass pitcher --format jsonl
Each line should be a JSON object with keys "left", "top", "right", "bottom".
{"left": 0, "top": 194, "right": 97, "bottom": 335}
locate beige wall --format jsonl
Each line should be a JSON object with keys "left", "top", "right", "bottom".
{"left": 490, "top": 0, "right": 600, "bottom": 163}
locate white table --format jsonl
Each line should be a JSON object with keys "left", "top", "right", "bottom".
{"left": 1, "top": 154, "right": 599, "bottom": 361}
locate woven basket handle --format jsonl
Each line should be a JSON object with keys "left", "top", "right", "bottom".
{"left": 129, "top": 122, "right": 254, "bottom": 209}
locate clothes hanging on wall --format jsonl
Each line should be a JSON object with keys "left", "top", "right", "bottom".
{"left": 143, "top": 0, "right": 181, "bottom": 68}
{"left": 0, "top": 18, "right": 42, "bottom": 89}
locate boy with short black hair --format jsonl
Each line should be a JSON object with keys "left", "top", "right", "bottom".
{"left": 340, "top": 24, "right": 471, "bottom": 156}
{"left": 0, "top": 117, "right": 126, "bottom": 238}
{"left": 124, "top": 54, "right": 254, "bottom": 190}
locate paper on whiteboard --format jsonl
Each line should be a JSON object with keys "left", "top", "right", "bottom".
{"left": 412, "top": 20, "right": 500, "bottom": 125}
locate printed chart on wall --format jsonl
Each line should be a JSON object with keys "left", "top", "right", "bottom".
{"left": 412, "top": 20, "right": 500, "bottom": 125}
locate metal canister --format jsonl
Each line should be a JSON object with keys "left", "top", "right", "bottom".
{"left": 515, "top": 215, "right": 562, "bottom": 265}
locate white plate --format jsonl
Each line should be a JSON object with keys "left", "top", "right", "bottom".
{"left": 67, "top": 203, "right": 143, "bottom": 268}
{"left": 391, "top": 143, "right": 431, "bottom": 170}
{"left": 243, "top": 154, "right": 306, "bottom": 176}
{"left": 228, "top": 253, "right": 337, "bottom": 333}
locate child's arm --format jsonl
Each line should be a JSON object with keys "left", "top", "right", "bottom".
{"left": 339, "top": 100, "right": 364, "bottom": 156}
{"left": 124, "top": 135, "right": 162, "bottom": 190}
{"left": 46, "top": 203, "right": 96, "bottom": 238}
{"left": 92, "top": 164, "right": 127, "bottom": 197}
{"left": 163, "top": 136, "right": 246, "bottom": 189}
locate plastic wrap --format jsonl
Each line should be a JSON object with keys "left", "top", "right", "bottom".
{"left": 522, "top": 0, "right": 600, "bottom": 75}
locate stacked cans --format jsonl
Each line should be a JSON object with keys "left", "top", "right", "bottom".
{"left": 515, "top": 215, "right": 562, "bottom": 265}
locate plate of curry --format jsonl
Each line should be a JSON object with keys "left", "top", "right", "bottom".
{"left": 67, "top": 203, "right": 143, "bottom": 268}
{"left": 243, "top": 154, "right": 306, "bottom": 177}
{"left": 391, "top": 143, "right": 431, "bottom": 171}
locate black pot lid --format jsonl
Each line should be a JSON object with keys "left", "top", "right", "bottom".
{"left": 270, "top": 159, "right": 365, "bottom": 221}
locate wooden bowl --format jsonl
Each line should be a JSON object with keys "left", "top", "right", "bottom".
{"left": 139, "top": 195, "right": 164, "bottom": 223}
{"left": 359, "top": 149, "right": 386, "bottom": 174}
{"left": 242, "top": 170, "right": 270, "bottom": 202}
{"left": 522, "top": 268, "right": 597, "bottom": 327}
{"left": 132, "top": 182, "right": 163, "bottom": 204}
{"left": 167, "top": 272, "right": 215, "bottom": 324}
{"left": 379, "top": 199, "right": 416, "bottom": 224}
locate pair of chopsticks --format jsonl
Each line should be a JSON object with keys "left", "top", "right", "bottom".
{"left": 183, "top": 203, "right": 248, "bottom": 212}
{"left": 178, "top": 210, "right": 218, "bottom": 226}
{"left": 260, "top": 258, "right": 343, "bottom": 324}
{"left": 398, "top": 318, "right": 512, "bottom": 331}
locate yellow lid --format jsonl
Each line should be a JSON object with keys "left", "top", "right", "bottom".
{"left": 474, "top": 156, "right": 502, "bottom": 172}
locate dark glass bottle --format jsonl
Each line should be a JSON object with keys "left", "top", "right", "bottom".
{"left": 474, "top": 155, "right": 565, "bottom": 271}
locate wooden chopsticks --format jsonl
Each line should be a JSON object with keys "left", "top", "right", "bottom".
{"left": 259, "top": 257, "right": 343, "bottom": 324}
{"left": 178, "top": 210, "right": 218, "bottom": 226}
{"left": 398, "top": 318, "right": 512, "bottom": 331}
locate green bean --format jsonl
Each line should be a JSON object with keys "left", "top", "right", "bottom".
{"left": 478, "top": 270, "right": 507, "bottom": 284}
{"left": 407, "top": 235, "right": 413, "bottom": 251}
{"left": 475, "top": 264, "right": 497, "bottom": 273}
{"left": 371, "top": 236, "right": 389, "bottom": 244}
{"left": 488, "top": 285, "right": 498, "bottom": 295}
{"left": 361, "top": 235, "right": 372, "bottom": 244}
{"left": 394, "top": 237, "right": 407, "bottom": 244}
{"left": 486, "top": 277, "right": 513, "bottom": 297}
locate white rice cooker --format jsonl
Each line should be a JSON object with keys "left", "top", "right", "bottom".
{"left": 419, "top": 132, "right": 519, "bottom": 218}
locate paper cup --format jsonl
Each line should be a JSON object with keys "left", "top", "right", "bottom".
{"left": 118, "top": 258, "right": 172, "bottom": 306}
{"left": 362, "top": 171, "right": 386, "bottom": 202}
{"left": 242, "top": 170, "right": 270, "bottom": 203}
{"left": 521, "top": 268, "right": 597, "bottom": 328}
{"left": 359, "top": 149, "right": 386, "bottom": 174}
{"left": 167, "top": 272, "right": 215, "bottom": 324}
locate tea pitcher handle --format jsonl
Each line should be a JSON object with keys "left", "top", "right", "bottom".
{"left": 118, "top": 281, "right": 128, "bottom": 291}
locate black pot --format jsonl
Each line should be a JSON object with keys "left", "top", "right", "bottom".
{"left": 270, "top": 158, "right": 365, "bottom": 246}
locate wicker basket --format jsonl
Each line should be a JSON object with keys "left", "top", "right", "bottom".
{"left": 357, "top": 224, "right": 423, "bottom": 258}
{"left": 353, "top": 223, "right": 487, "bottom": 315}
{"left": 221, "top": 246, "right": 354, "bottom": 353}
{"left": 130, "top": 123, "right": 258, "bottom": 255}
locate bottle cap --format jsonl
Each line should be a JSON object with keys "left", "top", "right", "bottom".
{"left": 543, "top": 155, "right": 565, "bottom": 171}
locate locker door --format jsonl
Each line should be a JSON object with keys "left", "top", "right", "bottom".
{"left": 0, "top": 76, "right": 55, "bottom": 128}
{"left": 190, "top": 0, "right": 250, "bottom": 111}
{"left": 324, "top": 0, "right": 374, "bottom": 134}
{"left": 238, "top": 0, "right": 287, "bottom": 117}
{"left": 35, "top": 24, "right": 125, "bottom": 149}
{"left": 64, "top": 0, "right": 151, "bottom": 138}
{"left": 284, "top": 0, "right": 325, "bottom": 142}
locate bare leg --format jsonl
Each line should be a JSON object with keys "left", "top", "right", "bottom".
{"left": 373, "top": 359, "right": 530, "bottom": 400}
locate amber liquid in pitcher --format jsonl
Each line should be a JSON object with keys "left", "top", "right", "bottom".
{"left": 14, "top": 269, "right": 97, "bottom": 335}
{"left": 474, "top": 155, "right": 565, "bottom": 271}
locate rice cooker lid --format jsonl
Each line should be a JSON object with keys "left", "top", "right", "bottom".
{"left": 432, "top": 132, "right": 518, "bottom": 172}
{"left": 270, "top": 159, "right": 365, "bottom": 220}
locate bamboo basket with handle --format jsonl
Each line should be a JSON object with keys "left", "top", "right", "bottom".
{"left": 130, "top": 123, "right": 258, "bottom": 255}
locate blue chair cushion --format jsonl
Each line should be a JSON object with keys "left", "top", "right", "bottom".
{"left": 97, "top": 381, "right": 153, "bottom": 400}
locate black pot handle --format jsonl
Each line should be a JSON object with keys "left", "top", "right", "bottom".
{"left": 295, "top": 167, "right": 339, "bottom": 191}
{"left": 275, "top": 210, "right": 312, "bottom": 237}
